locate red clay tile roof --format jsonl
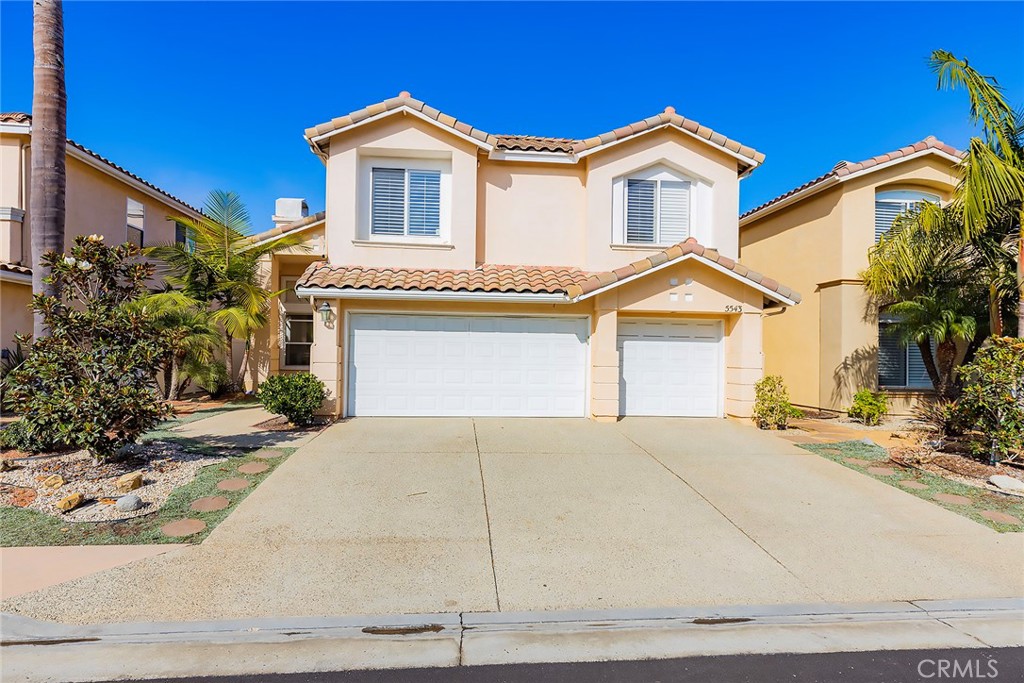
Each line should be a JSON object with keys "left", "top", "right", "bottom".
{"left": 296, "top": 238, "right": 800, "bottom": 304}
{"left": 740, "top": 136, "right": 963, "bottom": 222}
{"left": 304, "top": 95, "right": 763, "bottom": 170}
{"left": 0, "top": 261, "right": 32, "bottom": 276}
{"left": 1, "top": 112, "right": 202, "bottom": 216}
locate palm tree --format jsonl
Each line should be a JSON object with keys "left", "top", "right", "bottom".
{"left": 30, "top": 0, "right": 67, "bottom": 339}
{"left": 887, "top": 295, "right": 977, "bottom": 399}
{"left": 148, "top": 190, "right": 306, "bottom": 391}
{"left": 140, "top": 293, "right": 223, "bottom": 400}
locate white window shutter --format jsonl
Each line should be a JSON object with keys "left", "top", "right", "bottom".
{"left": 407, "top": 170, "right": 441, "bottom": 236}
{"left": 626, "top": 179, "right": 656, "bottom": 243}
{"left": 874, "top": 201, "right": 904, "bottom": 242}
{"left": 658, "top": 180, "right": 690, "bottom": 243}
{"left": 371, "top": 168, "right": 406, "bottom": 235}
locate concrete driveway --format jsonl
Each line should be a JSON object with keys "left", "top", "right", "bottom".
{"left": 4, "top": 418, "right": 1022, "bottom": 625}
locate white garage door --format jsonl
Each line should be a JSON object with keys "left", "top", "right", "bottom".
{"left": 347, "top": 314, "right": 588, "bottom": 417}
{"left": 618, "top": 319, "right": 723, "bottom": 417}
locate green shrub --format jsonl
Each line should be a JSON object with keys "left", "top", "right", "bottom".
{"left": 187, "top": 358, "right": 231, "bottom": 398}
{"left": 957, "top": 337, "right": 1024, "bottom": 462}
{"left": 4, "top": 236, "right": 171, "bottom": 459}
{"left": 0, "top": 342, "right": 26, "bottom": 411}
{"left": 848, "top": 389, "right": 888, "bottom": 426}
{"left": 257, "top": 373, "right": 328, "bottom": 426}
{"left": 0, "top": 419, "right": 62, "bottom": 453}
{"left": 752, "top": 375, "right": 797, "bottom": 430}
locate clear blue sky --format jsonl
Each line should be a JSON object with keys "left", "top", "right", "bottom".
{"left": 2, "top": 1, "right": 1022, "bottom": 230}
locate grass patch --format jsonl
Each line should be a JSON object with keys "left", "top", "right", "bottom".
{"left": 800, "top": 440, "right": 1024, "bottom": 533}
{"left": 0, "top": 441, "right": 295, "bottom": 547}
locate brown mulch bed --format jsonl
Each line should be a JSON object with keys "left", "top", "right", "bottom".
{"left": 889, "top": 441, "right": 1024, "bottom": 491}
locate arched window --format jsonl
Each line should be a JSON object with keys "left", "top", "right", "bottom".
{"left": 873, "top": 190, "right": 940, "bottom": 242}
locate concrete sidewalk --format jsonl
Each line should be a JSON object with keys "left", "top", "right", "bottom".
{"left": 3, "top": 598, "right": 1021, "bottom": 683}
{"left": 167, "top": 406, "right": 322, "bottom": 449}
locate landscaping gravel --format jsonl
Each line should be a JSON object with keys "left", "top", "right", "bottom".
{"left": 0, "top": 442, "right": 225, "bottom": 522}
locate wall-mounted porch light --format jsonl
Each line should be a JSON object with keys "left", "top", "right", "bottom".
{"left": 318, "top": 301, "right": 333, "bottom": 324}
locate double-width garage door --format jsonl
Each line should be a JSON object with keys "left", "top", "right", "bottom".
{"left": 618, "top": 319, "right": 723, "bottom": 417}
{"left": 347, "top": 314, "right": 588, "bottom": 417}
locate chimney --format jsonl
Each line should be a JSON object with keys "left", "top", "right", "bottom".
{"left": 272, "top": 198, "right": 308, "bottom": 227}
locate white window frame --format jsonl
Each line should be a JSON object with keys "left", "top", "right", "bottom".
{"left": 282, "top": 314, "right": 314, "bottom": 370}
{"left": 358, "top": 156, "right": 452, "bottom": 245}
{"left": 877, "top": 318, "right": 934, "bottom": 390}
{"left": 611, "top": 165, "right": 704, "bottom": 247}
{"left": 874, "top": 189, "right": 940, "bottom": 243}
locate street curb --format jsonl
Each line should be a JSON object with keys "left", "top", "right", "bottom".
{"left": 3, "top": 598, "right": 1022, "bottom": 683}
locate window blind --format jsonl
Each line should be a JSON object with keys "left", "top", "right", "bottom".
{"left": 626, "top": 179, "right": 656, "bottom": 243}
{"left": 878, "top": 322, "right": 907, "bottom": 387}
{"left": 407, "top": 170, "right": 441, "bottom": 236}
{"left": 907, "top": 340, "right": 935, "bottom": 388}
{"left": 659, "top": 180, "right": 690, "bottom": 243}
{"left": 874, "top": 201, "right": 904, "bottom": 242}
{"left": 370, "top": 167, "right": 406, "bottom": 235}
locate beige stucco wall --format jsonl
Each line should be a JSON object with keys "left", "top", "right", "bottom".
{"left": 740, "top": 154, "right": 958, "bottom": 414}
{"left": 1, "top": 279, "right": 32, "bottom": 351}
{"left": 302, "top": 258, "right": 765, "bottom": 420}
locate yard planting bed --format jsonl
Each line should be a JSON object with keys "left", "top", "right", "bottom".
{"left": 801, "top": 440, "right": 1024, "bottom": 532}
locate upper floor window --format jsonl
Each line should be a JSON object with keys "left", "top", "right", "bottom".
{"left": 874, "top": 190, "right": 939, "bottom": 243}
{"left": 614, "top": 166, "right": 694, "bottom": 246}
{"left": 126, "top": 198, "right": 144, "bottom": 247}
{"left": 371, "top": 167, "right": 441, "bottom": 237}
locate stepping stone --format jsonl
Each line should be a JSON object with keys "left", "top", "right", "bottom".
{"left": 979, "top": 510, "right": 1023, "bottom": 525}
{"left": 217, "top": 478, "right": 250, "bottom": 492}
{"left": 238, "top": 462, "right": 269, "bottom": 475}
{"left": 867, "top": 466, "right": 897, "bottom": 476}
{"left": 845, "top": 457, "right": 873, "bottom": 466}
{"left": 899, "top": 480, "right": 929, "bottom": 491}
{"left": 190, "top": 496, "right": 230, "bottom": 512}
{"left": 161, "top": 519, "right": 207, "bottom": 538}
{"left": 253, "top": 448, "right": 285, "bottom": 460}
{"left": 934, "top": 493, "right": 972, "bottom": 506}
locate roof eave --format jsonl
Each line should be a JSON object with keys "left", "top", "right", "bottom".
{"left": 294, "top": 286, "right": 570, "bottom": 304}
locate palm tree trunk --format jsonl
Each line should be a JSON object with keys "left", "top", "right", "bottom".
{"left": 225, "top": 333, "right": 236, "bottom": 392}
{"left": 237, "top": 339, "right": 250, "bottom": 391}
{"left": 29, "top": 0, "right": 67, "bottom": 339}
{"left": 989, "top": 284, "right": 1004, "bottom": 337}
{"left": 935, "top": 340, "right": 959, "bottom": 399}
{"left": 916, "top": 338, "right": 942, "bottom": 393}
{"left": 162, "top": 359, "right": 173, "bottom": 400}
{"left": 169, "top": 356, "right": 182, "bottom": 401}
{"left": 1017, "top": 227, "right": 1023, "bottom": 335}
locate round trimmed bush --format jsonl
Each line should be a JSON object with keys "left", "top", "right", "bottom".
{"left": 256, "top": 373, "right": 328, "bottom": 426}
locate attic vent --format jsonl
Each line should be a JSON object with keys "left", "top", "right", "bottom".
{"left": 832, "top": 161, "right": 849, "bottom": 172}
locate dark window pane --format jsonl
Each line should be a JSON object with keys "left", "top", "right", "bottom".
{"left": 878, "top": 323, "right": 906, "bottom": 386}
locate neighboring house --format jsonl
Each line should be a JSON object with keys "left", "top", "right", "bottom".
{"left": 739, "top": 137, "right": 963, "bottom": 414}
{"left": 0, "top": 112, "right": 203, "bottom": 352}
{"left": 245, "top": 93, "right": 799, "bottom": 419}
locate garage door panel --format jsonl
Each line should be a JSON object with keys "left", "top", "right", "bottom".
{"left": 618, "top": 319, "right": 722, "bottom": 418}
{"left": 348, "top": 314, "right": 588, "bottom": 417}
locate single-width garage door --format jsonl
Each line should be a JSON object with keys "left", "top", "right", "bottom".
{"left": 618, "top": 319, "right": 723, "bottom": 417}
{"left": 347, "top": 314, "right": 588, "bottom": 417}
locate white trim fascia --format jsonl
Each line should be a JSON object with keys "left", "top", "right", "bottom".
{"left": 295, "top": 286, "right": 570, "bottom": 304}
{"left": 0, "top": 270, "right": 32, "bottom": 285}
{"left": 570, "top": 252, "right": 798, "bottom": 307}
{"left": 0, "top": 123, "right": 31, "bottom": 135}
{"left": 307, "top": 107, "right": 494, "bottom": 153}
{"left": 574, "top": 123, "right": 762, "bottom": 170}
{"left": 243, "top": 218, "right": 326, "bottom": 250}
{"left": 65, "top": 146, "right": 203, "bottom": 219}
{"left": 0, "top": 207, "right": 26, "bottom": 222}
{"left": 487, "top": 150, "right": 576, "bottom": 164}
{"left": 740, "top": 148, "right": 963, "bottom": 227}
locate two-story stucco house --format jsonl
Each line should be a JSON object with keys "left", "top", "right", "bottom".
{"left": 739, "top": 137, "right": 962, "bottom": 414}
{"left": 0, "top": 112, "right": 203, "bottom": 351}
{"left": 244, "top": 93, "right": 799, "bottom": 420}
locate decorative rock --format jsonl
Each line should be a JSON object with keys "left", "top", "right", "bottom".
{"left": 115, "top": 494, "right": 143, "bottom": 512}
{"left": 216, "top": 478, "right": 250, "bottom": 492}
{"left": 979, "top": 510, "right": 1023, "bottom": 525}
{"left": 867, "top": 466, "right": 897, "bottom": 476}
{"left": 898, "top": 480, "right": 929, "bottom": 490}
{"left": 190, "top": 496, "right": 230, "bottom": 512}
{"left": 115, "top": 471, "right": 144, "bottom": 493}
{"left": 934, "top": 493, "right": 972, "bottom": 506}
{"left": 253, "top": 448, "right": 285, "bottom": 460}
{"left": 860, "top": 437, "right": 876, "bottom": 446}
{"left": 41, "top": 474, "right": 65, "bottom": 490}
{"left": 116, "top": 443, "right": 143, "bottom": 458}
{"left": 989, "top": 475, "right": 1024, "bottom": 493}
{"left": 0, "top": 458, "right": 15, "bottom": 472}
{"left": 160, "top": 518, "right": 207, "bottom": 537}
{"left": 56, "top": 492, "right": 84, "bottom": 512}
{"left": 237, "top": 462, "right": 269, "bottom": 475}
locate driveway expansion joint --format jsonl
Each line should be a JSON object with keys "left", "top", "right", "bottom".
{"left": 472, "top": 419, "right": 502, "bottom": 612}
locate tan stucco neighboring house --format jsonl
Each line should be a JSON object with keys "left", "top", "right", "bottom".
{"left": 738, "top": 137, "right": 963, "bottom": 414}
{"left": 0, "top": 112, "right": 203, "bottom": 351}
{"left": 245, "top": 93, "right": 800, "bottom": 420}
